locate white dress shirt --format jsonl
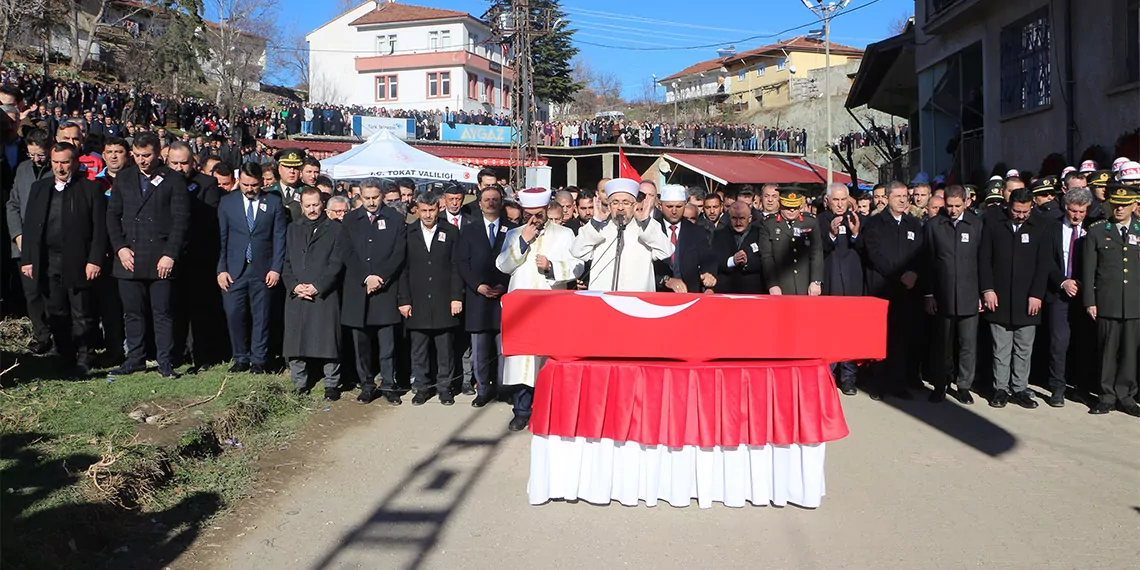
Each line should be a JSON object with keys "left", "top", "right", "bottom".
{"left": 421, "top": 223, "right": 437, "bottom": 251}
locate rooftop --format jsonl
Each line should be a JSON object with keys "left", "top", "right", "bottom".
{"left": 661, "top": 36, "right": 864, "bottom": 83}
{"left": 349, "top": 2, "right": 469, "bottom": 27}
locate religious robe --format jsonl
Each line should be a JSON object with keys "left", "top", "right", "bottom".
{"left": 571, "top": 217, "right": 674, "bottom": 292}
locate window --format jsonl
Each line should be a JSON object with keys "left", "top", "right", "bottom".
{"left": 755, "top": 64, "right": 765, "bottom": 77}
{"left": 429, "top": 31, "right": 438, "bottom": 50}
{"left": 376, "top": 75, "right": 398, "bottom": 101}
{"left": 776, "top": 57, "right": 787, "bottom": 71}
{"left": 470, "top": 33, "right": 479, "bottom": 51}
{"left": 427, "top": 71, "right": 451, "bottom": 98}
{"left": 376, "top": 34, "right": 396, "bottom": 55}
{"left": 1000, "top": 8, "right": 1051, "bottom": 115}
{"left": 441, "top": 30, "right": 451, "bottom": 49}
{"left": 468, "top": 73, "right": 479, "bottom": 99}
{"left": 503, "top": 84, "right": 511, "bottom": 108}
{"left": 737, "top": 70, "right": 746, "bottom": 81}
{"left": 1126, "top": 0, "right": 1139, "bottom": 84}
{"left": 484, "top": 78, "right": 494, "bottom": 103}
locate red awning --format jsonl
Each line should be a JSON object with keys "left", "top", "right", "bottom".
{"left": 416, "top": 145, "right": 548, "bottom": 168}
{"left": 664, "top": 153, "right": 860, "bottom": 186}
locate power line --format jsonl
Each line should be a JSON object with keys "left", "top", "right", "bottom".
{"left": 572, "top": 21, "right": 714, "bottom": 43}
{"left": 571, "top": 0, "right": 885, "bottom": 51}
{"left": 576, "top": 32, "right": 676, "bottom": 48}
{"left": 563, "top": 6, "right": 762, "bottom": 34}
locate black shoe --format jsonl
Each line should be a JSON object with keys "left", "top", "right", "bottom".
{"left": 185, "top": 365, "right": 202, "bottom": 375}
{"left": 356, "top": 387, "right": 375, "bottom": 404}
{"left": 869, "top": 391, "right": 884, "bottom": 401}
{"left": 1088, "top": 402, "right": 1112, "bottom": 415}
{"left": 461, "top": 384, "right": 476, "bottom": 396}
{"left": 68, "top": 363, "right": 92, "bottom": 379}
{"left": 29, "top": 339, "right": 52, "bottom": 356}
{"left": 158, "top": 366, "right": 180, "bottom": 379}
{"left": 472, "top": 393, "right": 495, "bottom": 408}
{"left": 840, "top": 383, "right": 857, "bottom": 396}
{"left": 250, "top": 364, "right": 267, "bottom": 375}
{"left": 1010, "top": 390, "right": 1038, "bottom": 409}
{"left": 1046, "top": 390, "right": 1065, "bottom": 408}
{"left": 508, "top": 416, "right": 529, "bottom": 432}
{"left": 928, "top": 387, "right": 947, "bottom": 403}
{"left": 439, "top": 392, "right": 455, "bottom": 406}
{"left": 1118, "top": 401, "right": 1140, "bottom": 418}
{"left": 323, "top": 388, "right": 341, "bottom": 402}
{"left": 990, "top": 390, "right": 1009, "bottom": 408}
{"left": 412, "top": 391, "right": 431, "bottom": 405}
{"left": 955, "top": 388, "right": 975, "bottom": 405}
{"left": 228, "top": 362, "right": 251, "bottom": 374}
{"left": 108, "top": 362, "right": 145, "bottom": 376}
{"left": 383, "top": 392, "right": 402, "bottom": 405}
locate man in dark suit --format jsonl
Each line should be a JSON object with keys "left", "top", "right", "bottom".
{"left": 1041, "top": 187, "right": 1092, "bottom": 407}
{"left": 861, "top": 181, "right": 925, "bottom": 400}
{"left": 18, "top": 142, "right": 106, "bottom": 375}
{"left": 438, "top": 181, "right": 473, "bottom": 394}
{"left": 456, "top": 185, "right": 515, "bottom": 407}
{"left": 398, "top": 191, "right": 464, "bottom": 406}
{"left": 105, "top": 132, "right": 189, "bottom": 378}
{"left": 217, "top": 162, "right": 285, "bottom": 374}
{"left": 165, "top": 141, "right": 226, "bottom": 372}
{"left": 710, "top": 201, "right": 763, "bottom": 294}
{"left": 654, "top": 184, "right": 716, "bottom": 293}
{"left": 979, "top": 187, "right": 1052, "bottom": 409}
{"left": 922, "top": 185, "right": 983, "bottom": 404}
{"left": 1082, "top": 185, "right": 1140, "bottom": 416}
{"left": 341, "top": 178, "right": 407, "bottom": 405}
{"left": 6, "top": 128, "right": 53, "bottom": 354}
{"left": 818, "top": 183, "right": 864, "bottom": 395}
{"left": 757, "top": 188, "right": 824, "bottom": 296}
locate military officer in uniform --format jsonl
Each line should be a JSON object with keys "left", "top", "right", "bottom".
{"left": 1082, "top": 184, "right": 1140, "bottom": 416}
{"left": 757, "top": 187, "right": 824, "bottom": 296}
{"left": 1031, "top": 176, "right": 1063, "bottom": 221}
{"left": 267, "top": 148, "right": 306, "bottom": 222}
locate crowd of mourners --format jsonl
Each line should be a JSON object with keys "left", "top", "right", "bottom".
{"left": 835, "top": 123, "right": 909, "bottom": 152}
{"left": 531, "top": 118, "right": 808, "bottom": 153}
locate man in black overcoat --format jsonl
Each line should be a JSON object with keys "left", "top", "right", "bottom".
{"left": 979, "top": 187, "right": 1052, "bottom": 409}
{"left": 341, "top": 178, "right": 407, "bottom": 405}
{"left": 283, "top": 188, "right": 345, "bottom": 401}
{"left": 105, "top": 132, "right": 189, "bottom": 378}
{"left": 19, "top": 142, "right": 106, "bottom": 375}
{"left": 709, "top": 201, "right": 763, "bottom": 294}
{"left": 456, "top": 185, "right": 515, "bottom": 407}
{"left": 818, "top": 183, "right": 864, "bottom": 395}
{"left": 398, "top": 191, "right": 464, "bottom": 406}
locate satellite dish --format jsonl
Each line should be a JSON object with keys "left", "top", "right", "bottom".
{"left": 659, "top": 161, "right": 672, "bottom": 173}
{"left": 789, "top": 65, "right": 798, "bottom": 74}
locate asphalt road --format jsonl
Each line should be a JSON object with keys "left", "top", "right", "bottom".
{"left": 181, "top": 389, "right": 1140, "bottom": 570}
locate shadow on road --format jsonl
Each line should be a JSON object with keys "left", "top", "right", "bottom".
{"left": 877, "top": 389, "right": 1017, "bottom": 457}
{"left": 309, "top": 408, "right": 511, "bottom": 570}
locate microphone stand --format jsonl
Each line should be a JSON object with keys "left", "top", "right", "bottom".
{"left": 611, "top": 214, "right": 627, "bottom": 291}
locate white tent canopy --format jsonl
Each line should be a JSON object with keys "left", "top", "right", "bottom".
{"left": 319, "top": 129, "right": 480, "bottom": 182}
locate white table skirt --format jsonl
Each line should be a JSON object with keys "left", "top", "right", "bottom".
{"left": 528, "top": 436, "right": 827, "bottom": 509}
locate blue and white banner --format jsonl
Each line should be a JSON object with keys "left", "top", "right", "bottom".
{"left": 352, "top": 116, "right": 414, "bottom": 139}
{"left": 440, "top": 123, "right": 515, "bottom": 144}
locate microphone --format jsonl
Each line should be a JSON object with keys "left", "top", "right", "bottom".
{"left": 613, "top": 211, "right": 628, "bottom": 230}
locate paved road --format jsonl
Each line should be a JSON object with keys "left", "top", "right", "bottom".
{"left": 183, "top": 390, "right": 1140, "bottom": 570}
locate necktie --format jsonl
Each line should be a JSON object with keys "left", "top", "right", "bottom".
{"left": 368, "top": 212, "right": 376, "bottom": 225}
{"left": 452, "top": 214, "right": 460, "bottom": 227}
{"left": 669, "top": 224, "right": 678, "bottom": 264}
{"left": 1066, "top": 225, "right": 1078, "bottom": 278}
{"left": 245, "top": 199, "right": 255, "bottom": 262}
{"left": 952, "top": 218, "right": 959, "bottom": 228}
{"left": 488, "top": 222, "right": 496, "bottom": 247}
{"left": 1122, "top": 226, "right": 1129, "bottom": 241}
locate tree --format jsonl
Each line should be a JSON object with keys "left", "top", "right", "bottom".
{"left": 527, "top": 0, "right": 581, "bottom": 104}
{"left": 0, "top": 0, "right": 46, "bottom": 64}
{"left": 888, "top": 11, "right": 913, "bottom": 35}
{"left": 201, "top": 0, "right": 274, "bottom": 119}
{"left": 269, "top": 21, "right": 310, "bottom": 90}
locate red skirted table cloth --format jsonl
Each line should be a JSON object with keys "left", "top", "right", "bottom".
{"left": 527, "top": 359, "right": 849, "bottom": 509}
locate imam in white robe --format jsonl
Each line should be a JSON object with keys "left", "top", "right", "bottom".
{"left": 571, "top": 217, "right": 674, "bottom": 292}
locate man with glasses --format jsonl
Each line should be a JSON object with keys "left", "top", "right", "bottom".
{"left": 325, "top": 195, "right": 350, "bottom": 221}
{"left": 571, "top": 178, "right": 673, "bottom": 292}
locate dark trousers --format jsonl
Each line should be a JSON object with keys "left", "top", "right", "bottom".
{"left": 95, "top": 273, "right": 124, "bottom": 357}
{"left": 119, "top": 278, "right": 174, "bottom": 367}
{"left": 931, "top": 314, "right": 978, "bottom": 391}
{"left": 513, "top": 385, "right": 534, "bottom": 419}
{"left": 872, "top": 295, "right": 914, "bottom": 393}
{"left": 410, "top": 328, "right": 454, "bottom": 394}
{"left": 43, "top": 272, "right": 96, "bottom": 365}
{"left": 173, "top": 264, "right": 229, "bottom": 367}
{"left": 222, "top": 271, "right": 270, "bottom": 366}
{"left": 471, "top": 331, "right": 503, "bottom": 397}
{"left": 351, "top": 325, "right": 397, "bottom": 392}
{"left": 451, "top": 330, "right": 472, "bottom": 391}
{"left": 1096, "top": 318, "right": 1140, "bottom": 405}
{"left": 1045, "top": 297, "right": 1074, "bottom": 393}
{"left": 830, "top": 361, "right": 857, "bottom": 387}
{"left": 19, "top": 270, "right": 51, "bottom": 345}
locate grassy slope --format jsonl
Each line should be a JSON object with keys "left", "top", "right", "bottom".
{"left": 0, "top": 348, "right": 314, "bottom": 569}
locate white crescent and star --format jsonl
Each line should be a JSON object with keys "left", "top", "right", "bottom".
{"left": 573, "top": 290, "right": 700, "bottom": 319}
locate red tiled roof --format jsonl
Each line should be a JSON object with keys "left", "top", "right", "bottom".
{"left": 349, "top": 2, "right": 468, "bottom": 26}
{"left": 417, "top": 145, "right": 547, "bottom": 167}
{"left": 661, "top": 36, "right": 863, "bottom": 82}
{"left": 665, "top": 152, "right": 860, "bottom": 185}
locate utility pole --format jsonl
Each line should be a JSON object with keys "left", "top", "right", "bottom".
{"left": 488, "top": 0, "right": 553, "bottom": 190}
{"left": 801, "top": 0, "right": 851, "bottom": 185}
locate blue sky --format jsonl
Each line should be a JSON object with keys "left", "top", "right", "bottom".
{"left": 259, "top": 0, "right": 913, "bottom": 98}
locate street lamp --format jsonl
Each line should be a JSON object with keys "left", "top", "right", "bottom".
{"left": 800, "top": 0, "right": 851, "bottom": 185}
